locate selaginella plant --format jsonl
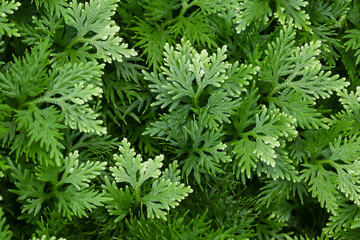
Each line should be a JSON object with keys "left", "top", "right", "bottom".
{"left": 1, "top": 0, "right": 360, "bottom": 239}
{"left": 103, "top": 138, "right": 192, "bottom": 221}
{"left": 143, "top": 38, "right": 259, "bottom": 183}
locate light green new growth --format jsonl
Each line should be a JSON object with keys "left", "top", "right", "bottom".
{"left": 62, "top": 0, "right": 137, "bottom": 63}
{"left": 103, "top": 138, "right": 192, "bottom": 221}
{"left": 261, "top": 24, "right": 349, "bottom": 129}
{"left": 144, "top": 39, "right": 259, "bottom": 183}
{"left": 233, "top": 105, "right": 298, "bottom": 180}
{"left": 145, "top": 39, "right": 230, "bottom": 111}
{"left": 0, "top": 0, "right": 21, "bottom": 37}
{"left": 235, "top": 0, "right": 272, "bottom": 33}
{"left": 235, "top": 0, "right": 311, "bottom": 33}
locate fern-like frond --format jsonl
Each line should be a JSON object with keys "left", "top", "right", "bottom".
{"left": 15, "top": 106, "right": 65, "bottom": 165}
{"left": 8, "top": 161, "right": 47, "bottom": 215}
{"left": 274, "top": 0, "right": 311, "bottom": 32}
{"left": 332, "top": 87, "right": 360, "bottom": 135}
{"left": 194, "top": 0, "right": 239, "bottom": 15}
{"left": 0, "top": 0, "right": 21, "bottom": 37}
{"left": 235, "top": 0, "right": 272, "bottom": 33}
{"left": 260, "top": 24, "right": 349, "bottom": 129}
{"left": 0, "top": 39, "right": 51, "bottom": 103}
{"left": 61, "top": 0, "right": 137, "bottom": 63}
{"left": 0, "top": 208, "right": 13, "bottom": 240}
{"left": 325, "top": 197, "right": 360, "bottom": 236}
{"left": 232, "top": 105, "right": 297, "bottom": 179}
{"left": 9, "top": 151, "right": 107, "bottom": 219}
{"left": 269, "top": 89, "right": 328, "bottom": 129}
{"left": 344, "top": 29, "right": 360, "bottom": 65}
{"left": 31, "top": 0, "right": 68, "bottom": 16}
{"left": 103, "top": 138, "right": 192, "bottom": 220}
{"left": 18, "top": 13, "right": 64, "bottom": 47}
{"left": 132, "top": 20, "right": 174, "bottom": 72}
{"left": 301, "top": 136, "right": 360, "bottom": 214}
{"left": 258, "top": 179, "right": 307, "bottom": 208}
{"left": 145, "top": 39, "right": 232, "bottom": 111}
{"left": 169, "top": 11, "right": 217, "bottom": 48}
{"left": 37, "top": 61, "right": 106, "bottom": 134}
{"left": 285, "top": 233, "right": 330, "bottom": 240}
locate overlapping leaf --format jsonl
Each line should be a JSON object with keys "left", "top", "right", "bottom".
{"left": 9, "top": 151, "right": 107, "bottom": 219}
{"left": 103, "top": 138, "right": 192, "bottom": 220}
{"left": 0, "top": 0, "right": 21, "bottom": 37}
{"left": 60, "top": 0, "right": 137, "bottom": 63}
{"left": 301, "top": 136, "right": 360, "bottom": 214}
{"left": 260, "top": 24, "right": 349, "bottom": 129}
{"left": 232, "top": 105, "right": 297, "bottom": 179}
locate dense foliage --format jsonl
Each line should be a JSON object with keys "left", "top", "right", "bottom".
{"left": 1, "top": 0, "right": 360, "bottom": 239}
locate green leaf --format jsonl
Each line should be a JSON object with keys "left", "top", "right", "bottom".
{"left": 235, "top": 0, "right": 272, "bottom": 33}
{"left": 301, "top": 136, "right": 360, "bottom": 214}
{"left": 194, "top": 0, "right": 239, "bottom": 15}
{"left": 261, "top": 24, "right": 349, "bottom": 129}
{"left": 39, "top": 61, "right": 106, "bottom": 134}
{"left": 301, "top": 163, "right": 338, "bottom": 214}
{"left": 182, "top": 120, "right": 231, "bottom": 183}
{"left": 132, "top": 20, "right": 174, "bottom": 72}
{"left": 271, "top": 40, "right": 348, "bottom": 101}
{"left": 31, "top": 236, "right": 67, "bottom": 240}
{"left": 61, "top": 0, "right": 137, "bottom": 63}
{"left": 269, "top": 89, "right": 328, "bottom": 129}
{"left": 31, "top": 0, "right": 68, "bottom": 16}
{"left": 259, "top": 24, "right": 296, "bottom": 85}
{"left": 104, "top": 138, "right": 192, "bottom": 220}
{"left": 56, "top": 187, "right": 106, "bottom": 219}
{"left": 8, "top": 161, "right": 47, "bottom": 216}
{"left": 344, "top": 29, "right": 360, "bottom": 65}
{"left": 233, "top": 105, "right": 297, "bottom": 179}
{"left": 145, "top": 39, "right": 231, "bottom": 111}
{"left": 9, "top": 151, "right": 107, "bottom": 219}
{"left": 274, "top": 0, "right": 311, "bottom": 32}
{"left": 256, "top": 150, "right": 299, "bottom": 182}
{"left": 0, "top": 0, "right": 21, "bottom": 37}
{"left": 111, "top": 138, "right": 163, "bottom": 189}
{"left": 162, "top": 160, "right": 181, "bottom": 183}
{"left": 15, "top": 106, "right": 65, "bottom": 165}
{"left": 57, "top": 151, "right": 107, "bottom": 189}
{"left": 141, "top": 178, "right": 192, "bottom": 220}
{"left": 18, "top": 13, "right": 64, "bottom": 46}
{"left": 258, "top": 179, "right": 307, "bottom": 208}
{"left": 0, "top": 39, "right": 51, "bottom": 102}
{"left": 103, "top": 177, "right": 133, "bottom": 223}
{"left": 142, "top": 0, "right": 181, "bottom": 21}
{"left": 197, "top": 91, "right": 240, "bottom": 129}
{"left": 325, "top": 198, "right": 360, "bottom": 234}
{"left": 0, "top": 208, "right": 13, "bottom": 240}
{"left": 333, "top": 87, "right": 360, "bottom": 135}
{"left": 169, "top": 11, "right": 217, "bottom": 48}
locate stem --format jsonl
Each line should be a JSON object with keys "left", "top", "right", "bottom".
{"left": 24, "top": 96, "right": 59, "bottom": 107}
{"left": 193, "top": 91, "right": 200, "bottom": 109}
{"left": 67, "top": 37, "right": 86, "bottom": 49}
{"left": 317, "top": 159, "right": 337, "bottom": 169}
{"left": 164, "top": 0, "right": 198, "bottom": 27}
